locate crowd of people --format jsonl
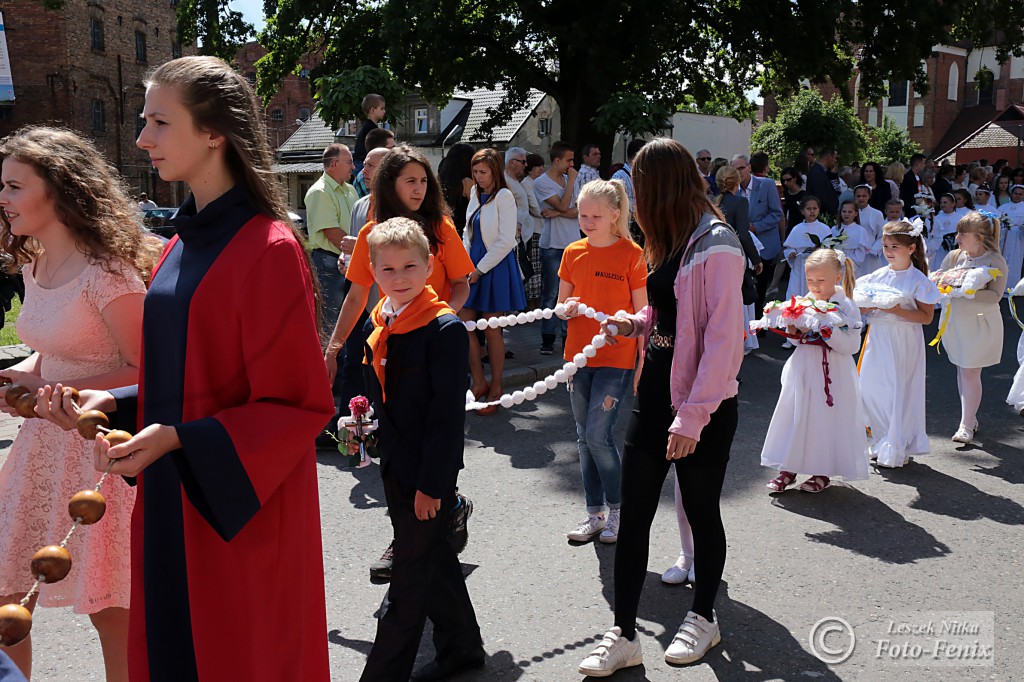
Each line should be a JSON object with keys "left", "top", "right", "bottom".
{"left": 0, "top": 55, "right": 1021, "bottom": 682}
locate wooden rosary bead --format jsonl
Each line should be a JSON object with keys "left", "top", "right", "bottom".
{"left": 68, "top": 490, "right": 107, "bottom": 525}
{"left": 30, "top": 545, "right": 72, "bottom": 583}
{"left": 77, "top": 410, "right": 111, "bottom": 440}
{"left": 14, "top": 393, "right": 38, "bottom": 419}
{"left": 4, "top": 383, "right": 30, "bottom": 409}
{"left": 0, "top": 603, "right": 32, "bottom": 647}
{"left": 66, "top": 387, "right": 80, "bottom": 404}
{"left": 103, "top": 430, "right": 132, "bottom": 447}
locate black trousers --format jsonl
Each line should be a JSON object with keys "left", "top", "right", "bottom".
{"left": 360, "top": 473, "right": 483, "bottom": 681}
{"left": 613, "top": 345, "right": 738, "bottom": 636}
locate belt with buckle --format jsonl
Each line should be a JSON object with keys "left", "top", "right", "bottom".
{"left": 650, "top": 329, "right": 675, "bottom": 348}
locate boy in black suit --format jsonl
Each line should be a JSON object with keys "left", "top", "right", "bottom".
{"left": 358, "top": 218, "right": 485, "bottom": 682}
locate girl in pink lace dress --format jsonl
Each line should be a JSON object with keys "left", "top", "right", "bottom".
{"left": 0, "top": 127, "right": 160, "bottom": 681}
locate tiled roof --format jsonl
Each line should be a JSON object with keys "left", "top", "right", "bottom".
{"left": 959, "top": 123, "right": 1024, "bottom": 149}
{"left": 456, "top": 87, "right": 546, "bottom": 143}
{"left": 271, "top": 162, "right": 324, "bottom": 174}
{"left": 278, "top": 112, "right": 336, "bottom": 154}
{"left": 932, "top": 105, "right": 998, "bottom": 159}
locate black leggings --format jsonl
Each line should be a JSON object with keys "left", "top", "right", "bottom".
{"left": 613, "top": 347, "right": 737, "bottom": 637}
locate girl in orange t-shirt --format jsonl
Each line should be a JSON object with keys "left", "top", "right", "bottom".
{"left": 557, "top": 179, "right": 647, "bottom": 544}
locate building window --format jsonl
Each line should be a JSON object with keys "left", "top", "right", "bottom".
{"left": 538, "top": 117, "right": 550, "bottom": 137}
{"left": 299, "top": 68, "right": 310, "bottom": 80}
{"left": 948, "top": 63, "right": 959, "bottom": 101}
{"left": 136, "top": 107, "right": 145, "bottom": 139}
{"left": 172, "top": 42, "right": 181, "bottom": 59}
{"left": 271, "top": 108, "right": 284, "bottom": 121}
{"left": 414, "top": 108, "right": 428, "bottom": 134}
{"left": 246, "top": 72, "right": 257, "bottom": 86}
{"left": 135, "top": 31, "right": 147, "bottom": 62}
{"left": 92, "top": 100, "right": 106, "bottom": 133}
{"left": 298, "top": 106, "right": 311, "bottom": 121}
{"left": 888, "top": 80, "right": 908, "bottom": 107}
{"left": 90, "top": 19, "right": 104, "bottom": 51}
{"left": 977, "top": 71, "right": 994, "bottom": 105}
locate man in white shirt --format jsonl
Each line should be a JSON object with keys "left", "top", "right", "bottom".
{"left": 534, "top": 141, "right": 578, "bottom": 354}
{"left": 573, "top": 143, "right": 601, "bottom": 201}
{"left": 504, "top": 147, "right": 532, "bottom": 242}
{"left": 138, "top": 192, "right": 157, "bottom": 210}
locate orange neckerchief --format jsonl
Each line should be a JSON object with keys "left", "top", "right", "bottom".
{"left": 366, "top": 286, "right": 455, "bottom": 402}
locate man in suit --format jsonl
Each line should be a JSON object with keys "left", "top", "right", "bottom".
{"left": 732, "top": 154, "right": 783, "bottom": 310}
{"left": 805, "top": 147, "right": 840, "bottom": 218}
{"left": 900, "top": 153, "right": 927, "bottom": 212}
{"left": 696, "top": 148, "right": 718, "bottom": 196}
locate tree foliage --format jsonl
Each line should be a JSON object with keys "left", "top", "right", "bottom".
{"left": 865, "top": 116, "right": 923, "bottom": 166}
{"left": 237, "top": 0, "right": 1024, "bottom": 156}
{"left": 175, "top": 0, "right": 253, "bottom": 62}
{"left": 314, "top": 66, "right": 408, "bottom": 128}
{"left": 751, "top": 90, "right": 869, "bottom": 172}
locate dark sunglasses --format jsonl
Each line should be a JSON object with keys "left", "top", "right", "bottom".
{"left": 781, "top": 176, "right": 793, "bottom": 182}
{"left": 697, "top": 156, "right": 711, "bottom": 161}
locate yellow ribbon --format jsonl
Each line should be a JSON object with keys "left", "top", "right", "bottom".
{"left": 1009, "top": 290, "right": 1024, "bottom": 331}
{"left": 929, "top": 304, "right": 953, "bottom": 353}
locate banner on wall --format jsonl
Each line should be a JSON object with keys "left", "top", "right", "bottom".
{"left": 0, "top": 12, "right": 14, "bottom": 103}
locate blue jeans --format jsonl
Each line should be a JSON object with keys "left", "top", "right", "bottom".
{"left": 568, "top": 366, "right": 633, "bottom": 512}
{"left": 540, "top": 247, "right": 567, "bottom": 338}
{"left": 311, "top": 249, "right": 345, "bottom": 340}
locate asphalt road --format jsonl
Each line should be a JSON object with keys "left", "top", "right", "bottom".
{"left": 4, "top": 312, "right": 1022, "bottom": 681}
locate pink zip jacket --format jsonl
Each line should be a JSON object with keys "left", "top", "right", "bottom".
{"left": 624, "top": 212, "right": 745, "bottom": 441}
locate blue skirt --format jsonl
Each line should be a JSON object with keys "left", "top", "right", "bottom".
{"left": 466, "top": 249, "right": 527, "bottom": 313}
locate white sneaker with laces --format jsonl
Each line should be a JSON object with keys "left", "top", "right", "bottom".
{"left": 599, "top": 509, "right": 620, "bottom": 544}
{"left": 567, "top": 512, "right": 606, "bottom": 542}
{"left": 661, "top": 554, "right": 693, "bottom": 584}
{"left": 665, "top": 610, "right": 720, "bottom": 665}
{"left": 578, "top": 627, "right": 642, "bottom": 677}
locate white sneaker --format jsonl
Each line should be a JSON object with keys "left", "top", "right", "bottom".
{"left": 781, "top": 340, "right": 796, "bottom": 349}
{"left": 599, "top": 509, "right": 620, "bottom": 544}
{"left": 567, "top": 512, "right": 606, "bottom": 542}
{"left": 665, "top": 611, "right": 721, "bottom": 665}
{"left": 661, "top": 554, "right": 693, "bottom": 584}
{"left": 578, "top": 627, "right": 643, "bottom": 677}
{"left": 687, "top": 565, "right": 696, "bottom": 584}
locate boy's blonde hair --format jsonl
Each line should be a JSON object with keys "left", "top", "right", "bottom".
{"left": 577, "top": 179, "right": 631, "bottom": 240}
{"left": 954, "top": 210, "right": 1001, "bottom": 255}
{"left": 805, "top": 248, "right": 856, "bottom": 297}
{"left": 367, "top": 217, "right": 430, "bottom": 264}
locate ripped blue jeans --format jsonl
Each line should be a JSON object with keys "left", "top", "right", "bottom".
{"left": 568, "top": 366, "right": 633, "bottom": 513}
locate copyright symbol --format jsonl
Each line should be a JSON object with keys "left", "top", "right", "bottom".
{"left": 809, "top": 617, "right": 856, "bottom": 664}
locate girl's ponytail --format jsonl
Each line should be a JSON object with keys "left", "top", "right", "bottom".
{"left": 610, "top": 179, "right": 631, "bottom": 240}
{"left": 841, "top": 255, "right": 856, "bottom": 297}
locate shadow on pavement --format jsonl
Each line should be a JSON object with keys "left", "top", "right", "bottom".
{"left": 770, "top": 485, "right": 952, "bottom": 563}
{"left": 874, "top": 462, "right": 1024, "bottom": 525}
{"left": 966, "top": 432, "right": 1024, "bottom": 486}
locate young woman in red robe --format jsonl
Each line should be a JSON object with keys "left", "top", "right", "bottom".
{"left": 38, "top": 56, "right": 334, "bottom": 682}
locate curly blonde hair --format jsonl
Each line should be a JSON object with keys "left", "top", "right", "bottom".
{"left": 0, "top": 126, "right": 162, "bottom": 282}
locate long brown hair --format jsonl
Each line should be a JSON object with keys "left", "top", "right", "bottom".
{"left": 470, "top": 147, "right": 508, "bottom": 207}
{"left": 0, "top": 126, "right": 162, "bottom": 281}
{"left": 145, "top": 57, "right": 321, "bottom": 325}
{"left": 371, "top": 145, "right": 450, "bottom": 253}
{"left": 633, "top": 138, "right": 723, "bottom": 268}
{"left": 882, "top": 221, "right": 929, "bottom": 275}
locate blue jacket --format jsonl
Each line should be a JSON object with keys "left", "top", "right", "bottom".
{"left": 746, "top": 176, "right": 784, "bottom": 260}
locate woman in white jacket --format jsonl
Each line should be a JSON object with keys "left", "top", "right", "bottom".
{"left": 461, "top": 148, "right": 527, "bottom": 414}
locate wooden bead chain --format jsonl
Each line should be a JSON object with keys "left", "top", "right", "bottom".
{"left": 465, "top": 303, "right": 625, "bottom": 411}
{"left": 0, "top": 385, "right": 130, "bottom": 647}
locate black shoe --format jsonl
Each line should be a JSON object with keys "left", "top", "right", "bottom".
{"left": 369, "top": 541, "right": 394, "bottom": 582}
{"left": 448, "top": 492, "right": 473, "bottom": 555}
{"left": 540, "top": 333, "right": 555, "bottom": 355}
{"left": 411, "top": 651, "right": 486, "bottom": 681}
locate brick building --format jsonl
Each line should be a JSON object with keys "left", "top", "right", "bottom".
{"left": 0, "top": 0, "right": 186, "bottom": 205}
{"left": 764, "top": 44, "right": 1024, "bottom": 163}
{"left": 233, "top": 41, "right": 318, "bottom": 152}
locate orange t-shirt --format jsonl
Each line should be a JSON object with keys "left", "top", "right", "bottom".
{"left": 558, "top": 237, "right": 647, "bottom": 369}
{"left": 347, "top": 215, "right": 475, "bottom": 304}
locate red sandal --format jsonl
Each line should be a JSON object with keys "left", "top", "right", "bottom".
{"left": 766, "top": 471, "right": 798, "bottom": 492}
{"left": 799, "top": 475, "right": 831, "bottom": 493}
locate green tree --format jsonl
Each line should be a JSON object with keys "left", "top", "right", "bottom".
{"left": 243, "top": 0, "right": 1024, "bottom": 157}
{"left": 866, "top": 116, "right": 923, "bottom": 166}
{"left": 751, "top": 90, "right": 869, "bottom": 173}
{"left": 175, "top": 0, "right": 253, "bottom": 62}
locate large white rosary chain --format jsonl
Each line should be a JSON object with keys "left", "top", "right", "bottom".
{"left": 464, "top": 302, "right": 625, "bottom": 411}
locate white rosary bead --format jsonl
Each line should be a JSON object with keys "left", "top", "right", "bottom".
{"left": 488, "top": 317, "right": 500, "bottom": 329}
{"left": 523, "top": 387, "right": 537, "bottom": 400}
{"left": 512, "top": 390, "right": 526, "bottom": 405}
{"left": 533, "top": 380, "right": 548, "bottom": 395}
{"left": 544, "top": 375, "right": 558, "bottom": 389}
{"left": 497, "top": 316, "right": 509, "bottom": 328}
{"left": 595, "top": 312, "right": 608, "bottom": 323}
{"left": 516, "top": 312, "right": 529, "bottom": 324}
{"left": 554, "top": 303, "right": 567, "bottom": 317}
{"left": 583, "top": 344, "right": 597, "bottom": 358}
{"left": 499, "top": 395, "right": 514, "bottom": 408}
{"left": 563, "top": 362, "right": 578, "bottom": 377}
{"left": 573, "top": 353, "right": 587, "bottom": 367}
{"left": 465, "top": 320, "right": 477, "bottom": 331}
{"left": 584, "top": 307, "right": 597, "bottom": 318}
{"left": 591, "top": 335, "right": 607, "bottom": 349}
{"left": 576, "top": 304, "right": 589, "bottom": 317}
{"left": 476, "top": 319, "right": 488, "bottom": 330}
{"left": 526, "top": 311, "right": 538, "bottom": 323}
{"left": 542, "top": 308, "right": 553, "bottom": 319}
